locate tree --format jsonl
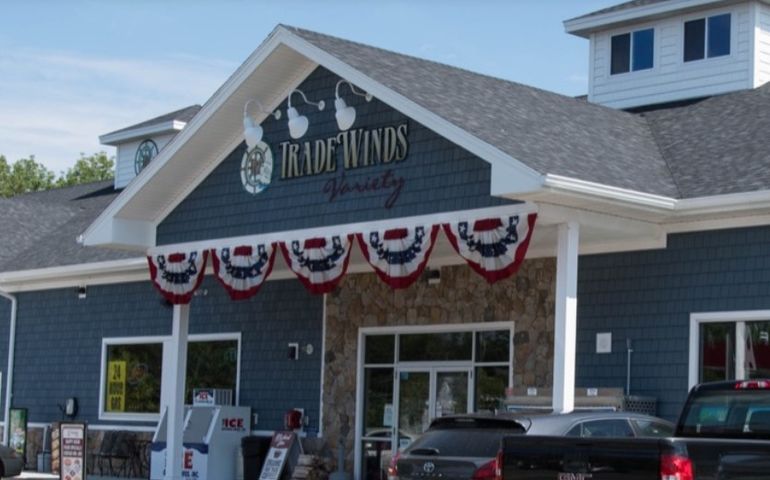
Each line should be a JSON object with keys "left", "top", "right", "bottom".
{"left": 0, "top": 152, "right": 115, "bottom": 198}
{"left": 0, "top": 155, "right": 56, "bottom": 198}
{"left": 55, "top": 152, "right": 114, "bottom": 187}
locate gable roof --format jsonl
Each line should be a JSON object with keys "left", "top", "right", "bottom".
{"left": 0, "top": 182, "right": 134, "bottom": 273}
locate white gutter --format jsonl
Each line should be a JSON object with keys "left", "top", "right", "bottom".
{"left": 0, "top": 289, "right": 16, "bottom": 446}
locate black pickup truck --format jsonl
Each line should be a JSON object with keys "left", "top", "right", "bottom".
{"left": 498, "top": 380, "right": 770, "bottom": 480}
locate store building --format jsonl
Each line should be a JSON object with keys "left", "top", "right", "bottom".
{"left": 3, "top": 0, "right": 770, "bottom": 478}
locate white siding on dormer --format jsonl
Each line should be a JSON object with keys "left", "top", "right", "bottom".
{"left": 755, "top": 2, "right": 770, "bottom": 86}
{"left": 589, "top": 4, "right": 753, "bottom": 109}
{"left": 114, "top": 133, "right": 176, "bottom": 189}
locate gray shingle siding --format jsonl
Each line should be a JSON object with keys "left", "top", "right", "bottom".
{"left": 11, "top": 277, "right": 323, "bottom": 433}
{"left": 157, "top": 67, "right": 512, "bottom": 245}
{"left": 576, "top": 225, "right": 770, "bottom": 421}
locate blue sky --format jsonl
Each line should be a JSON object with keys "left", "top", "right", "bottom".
{"left": 0, "top": 1, "right": 617, "bottom": 173}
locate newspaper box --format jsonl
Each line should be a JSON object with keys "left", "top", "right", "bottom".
{"left": 150, "top": 405, "right": 250, "bottom": 480}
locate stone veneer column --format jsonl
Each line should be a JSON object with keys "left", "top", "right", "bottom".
{"left": 322, "top": 258, "right": 556, "bottom": 467}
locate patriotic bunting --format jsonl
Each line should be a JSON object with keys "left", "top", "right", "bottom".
{"left": 211, "top": 244, "right": 276, "bottom": 300}
{"left": 443, "top": 212, "right": 537, "bottom": 284}
{"left": 280, "top": 235, "right": 354, "bottom": 294}
{"left": 147, "top": 208, "right": 538, "bottom": 299}
{"left": 357, "top": 225, "right": 440, "bottom": 289}
{"left": 147, "top": 250, "right": 208, "bottom": 305}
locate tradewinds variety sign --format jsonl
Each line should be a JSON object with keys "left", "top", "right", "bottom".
{"left": 241, "top": 121, "right": 410, "bottom": 209}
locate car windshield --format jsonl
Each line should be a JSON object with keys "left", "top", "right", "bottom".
{"left": 679, "top": 388, "right": 770, "bottom": 439}
{"left": 406, "top": 419, "right": 525, "bottom": 458}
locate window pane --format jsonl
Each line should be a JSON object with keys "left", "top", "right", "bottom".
{"left": 105, "top": 343, "right": 162, "bottom": 414}
{"left": 363, "top": 368, "right": 394, "bottom": 437}
{"left": 634, "top": 420, "right": 674, "bottom": 437}
{"left": 632, "top": 29, "right": 654, "bottom": 70}
{"left": 745, "top": 321, "right": 770, "bottom": 379}
{"left": 708, "top": 14, "right": 731, "bottom": 57}
{"left": 475, "top": 366, "right": 508, "bottom": 412}
{"left": 611, "top": 33, "right": 631, "bottom": 74}
{"left": 365, "top": 335, "right": 395, "bottom": 364}
{"left": 399, "top": 332, "right": 472, "bottom": 362}
{"left": 684, "top": 19, "right": 706, "bottom": 62}
{"left": 580, "top": 419, "right": 635, "bottom": 438}
{"left": 186, "top": 340, "right": 238, "bottom": 403}
{"left": 700, "top": 322, "right": 735, "bottom": 382}
{"left": 476, "top": 330, "right": 510, "bottom": 363}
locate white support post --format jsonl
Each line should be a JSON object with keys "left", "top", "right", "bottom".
{"left": 553, "top": 222, "right": 579, "bottom": 414}
{"left": 166, "top": 304, "right": 190, "bottom": 480}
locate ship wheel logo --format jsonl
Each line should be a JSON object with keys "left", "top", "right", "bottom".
{"left": 240, "top": 142, "right": 273, "bottom": 195}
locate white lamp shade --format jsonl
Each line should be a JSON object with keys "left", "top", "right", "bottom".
{"left": 287, "top": 107, "right": 309, "bottom": 139}
{"left": 243, "top": 116, "right": 263, "bottom": 149}
{"left": 335, "top": 98, "right": 356, "bottom": 131}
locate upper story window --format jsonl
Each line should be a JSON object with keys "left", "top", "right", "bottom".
{"left": 684, "top": 13, "right": 731, "bottom": 62}
{"left": 611, "top": 28, "right": 654, "bottom": 75}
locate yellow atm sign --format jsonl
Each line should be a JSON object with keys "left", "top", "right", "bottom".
{"left": 106, "top": 360, "right": 126, "bottom": 412}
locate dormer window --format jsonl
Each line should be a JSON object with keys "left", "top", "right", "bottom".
{"left": 684, "top": 13, "right": 731, "bottom": 62}
{"left": 611, "top": 28, "right": 654, "bottom": 75}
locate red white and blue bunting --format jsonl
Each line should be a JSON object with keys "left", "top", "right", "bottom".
{"left": 211, "top": 244, "right": 276, "bottom": 301}
{"left": 147, "top": 250, "right": 208, "bottom": 305}
{"left": 280, "top": 235, "right": 354, "bottom": 295}
{"left": 443, "top": 212, "right": 537, "bottom": 284}
{"left": 145, "top": 207, "right": 538, "bottom": 300}
{"left": 357, "top": 225, "right": 440, "bottom": 289}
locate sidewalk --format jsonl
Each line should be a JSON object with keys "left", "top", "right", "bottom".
{"left": 10, "top": 473, "right": 146, "bottom": 480}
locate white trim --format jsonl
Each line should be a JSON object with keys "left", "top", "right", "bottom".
{"left": 358, "top": 321, "right": 515, "bottom": 336}
{"left": 318, "top": 294, "right": 326, "bottom": 438}
{"left": 553, "top": 222, "right": 579, "bottom": 414}
{"left": 543, "top": 174, "right": 676, "bottom": 210}
{"left": 0, "top": 289, "right": 17, "bottom": 446}
{"left": 0, "top": 258, "right": 147, "bottom": 286}
{"left": 99, "top": 120, "right": 187, "bottom": 146}
{"left": 688, "top": 310, "right": 770, "bottom": 389}
{"left": 148, "top": 204, "right": 538, "bottom": 256}
{"left": 564, "top": 0, "right": 730, "bottom": 37}
{"left": 99, "top": 332, "right": 242, "bottom": 423}
{"left": 353, "top": 327, "right": 365, "bottom": 479}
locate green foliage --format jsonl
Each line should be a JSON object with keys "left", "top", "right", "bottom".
{"left": 0, "top": 155, "right": 56, "bottom": 198}
{"left": 55, "top": 152, "right": 114, "bottom": 188}
{"left": 0, "top": 152, "right": 114, "bottom": 198}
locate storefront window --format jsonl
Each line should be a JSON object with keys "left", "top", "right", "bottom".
{"left": 476, "top": 330, "right": 510, "bottom": 363}
{"left": 745, "top": 321, "right": 770, "bottom": 379}
{"left": 700, "top": 322, "right": 735, "bottom": 382}
{"left": 101, "top": 334, "right": 240, "bottom": 419}
{"left": 186, "top": 340, "right": 239, "bottom": 403}
{"left": 363, "top": 368, "right": 394, "bottom": 437}
{"left": 365, "top": 335, "right": 395, "bottom": 364}
{"left": 475, "top": 366, "right": 509, "bottom": 412}
{"left": 104, "top": 342, "right": 162, "bottom": 414}
{"left": 399, "top": 332, "right": 472, "bottom": 361}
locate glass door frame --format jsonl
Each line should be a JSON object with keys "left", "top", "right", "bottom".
{"left": 393, "top": 365, "right": 473, "bottom": 451}
{"left": 354, "top": 321, "right": 515, "bottom": 480}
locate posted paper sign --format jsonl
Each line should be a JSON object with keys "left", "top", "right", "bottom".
{"left": 59, "top": 423, "right": 86, "bottom": 480}
{"left": 259, "top": 432, "right": 296, "bottom": 480}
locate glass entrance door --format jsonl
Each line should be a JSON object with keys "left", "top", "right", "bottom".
{"left": 395, "top": 367, "right": 471, "bottom": 451}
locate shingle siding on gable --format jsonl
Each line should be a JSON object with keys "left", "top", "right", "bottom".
{"left": 11, "top": 278, "right": 323, "bottom": 432}
{"left": 576, "top": 225, "right": 770, "bottom": 421}
{"left": 156, "top": 67, "right": 511, "bottom": 245}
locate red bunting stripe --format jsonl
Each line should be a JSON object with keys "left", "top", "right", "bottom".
{"left": 147, "top": 250, "right": 208, "bottom": 305}
{"left": 357, "top": 225, "right": 440, "bottom": 289}
{"left": 444, "top": 212, "right": 537, "bottom": 284}
{"left": 280, "top": 234, "right": 354, "bottom": 295}
{"left": 211, "top": 243, "right": 276, "bottom": 301}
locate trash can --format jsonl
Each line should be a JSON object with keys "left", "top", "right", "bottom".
{"left": 242, "top": 436, "right": 271, "bottom": 480}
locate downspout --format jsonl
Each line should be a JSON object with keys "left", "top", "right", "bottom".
{"left": 0, "top": 289, "right": 16, "bottom": 446}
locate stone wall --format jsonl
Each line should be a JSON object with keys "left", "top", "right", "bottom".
{"left": 321, "top": 257, "right": 556, "bottom": 465}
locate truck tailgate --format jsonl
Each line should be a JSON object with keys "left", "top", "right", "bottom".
{"left": 501, "top": 436, "right": 664, "bottom": 480}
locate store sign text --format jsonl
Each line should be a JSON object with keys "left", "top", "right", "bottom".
{"left": 279, "top": 123, "right": 409, "bottom": 209}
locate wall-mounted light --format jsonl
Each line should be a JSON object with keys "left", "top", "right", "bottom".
{"left": 77, "top": 286, "right": 87, "bottom": 300}
{"left": 334, "top": 80, "right": 372, "bottom": 131}
{"left": 243, "top": 99, "right": 281, "bottom": 149}
{"left": 287, "top": 89, "right": 325, "bottom": 139}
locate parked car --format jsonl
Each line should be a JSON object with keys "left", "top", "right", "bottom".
{"left": 388, "top": 410, "right": 674, "bottom": 479}
{"left": 498, "top": 379, "right": 770, "bottom": 480}
{"left": 0, "top": 444, "right": 24, "bottom": 478}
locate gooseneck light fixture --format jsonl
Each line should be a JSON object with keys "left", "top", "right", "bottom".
{"left": 287, "top": 89, "right": 325, "bottom": 139}
{"left": 334, "top": 80, "right": 373, "bottom": 131}
{"left": 243, "top": 99, "right": 281, "bottom": 149}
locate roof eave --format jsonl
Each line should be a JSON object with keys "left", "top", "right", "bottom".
{"left": 564, "top": 0, "right": 729, "bottom": 38}
{"left": 99, "top": 120, "right": 187, "bottom": 146}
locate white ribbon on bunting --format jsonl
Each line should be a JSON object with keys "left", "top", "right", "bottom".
{"left": 356, "top": 225, "right": 440, "bottom": 289}
{"left": 147, "top": 250, "right": 208, "bottom": 305}
{"left": 211, "top": 244, "right": 276, "bottom": 300}
{"left": 279, "top": 235, "right": 354, "bottom": 295}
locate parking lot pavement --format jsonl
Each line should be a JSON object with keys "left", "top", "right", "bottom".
{"left": 8, "top": 474, "right": 145, "bottom": 480}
